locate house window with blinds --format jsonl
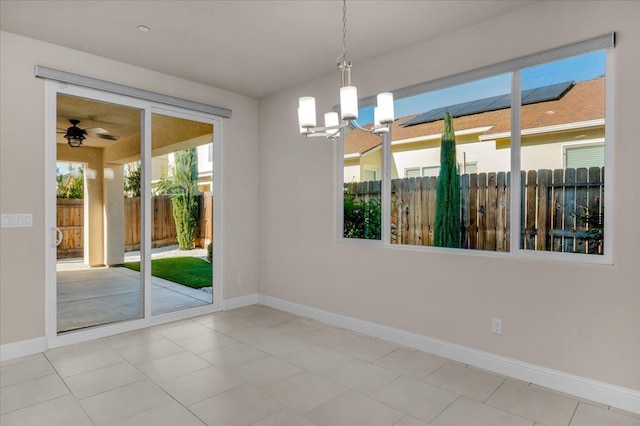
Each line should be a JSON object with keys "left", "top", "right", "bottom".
{"left": 565, "top": 143, "right": 605, "bottom": 169}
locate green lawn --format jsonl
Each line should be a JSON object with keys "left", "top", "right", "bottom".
{"left": 123, "top": 256, "right": 212, "bottom": 289}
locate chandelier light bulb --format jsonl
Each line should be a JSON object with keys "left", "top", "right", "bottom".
{"left": 324, "top": 112, "right": 340, "bottom": 137}
{"left": 377, "top": 92, "right": 394, "bottom": 124}
{"left": 340, "top": 86, "right": 358, "bottom": 120}
{"left": 298, "top": 97, "right": 317, "bottom": 129}
{"left": 373, "top": 107, "right": 388, "bottom": 134}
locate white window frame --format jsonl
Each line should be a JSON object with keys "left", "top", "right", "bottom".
{"left": 363, "top": 165, "right": 380, "bottom": 182}
{"left": 404, "top": 167, "right": 421, "bottom": 178}
{"left": 460, "top": 161, "right": 478, "bottom": 174}
{"left": 421, "top": 165, "right": 440, "bottom": 177}
{"left": 337, "top": 34, "right": 614, "bottom": 265}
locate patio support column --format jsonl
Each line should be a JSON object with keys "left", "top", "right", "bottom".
{"left": 83, "top": 148, "right": 105, "bottom": 267}
{"left": 57, "top": 144, "right": 105, "bottom": 267}
{"left": 104, "top": 163, "right": 125, "bottom": 266}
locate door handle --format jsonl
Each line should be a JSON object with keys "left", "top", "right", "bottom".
{"left": 53, "top": 227, "right": 63, "bottom": 247}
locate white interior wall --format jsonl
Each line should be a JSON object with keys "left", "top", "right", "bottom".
{"left": 258, "top": 0, "right": 640, "bottom": 392}
{"left": 0, "top": 31, "right": 260, "bottom": 345}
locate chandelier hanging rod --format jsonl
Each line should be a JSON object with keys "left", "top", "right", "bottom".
{"left": 297, "top": 0, "right": 394, "bottom": 140}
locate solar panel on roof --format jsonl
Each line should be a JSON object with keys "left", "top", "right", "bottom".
{"left": 522, "top": 81, "right": 574, "bottom": 104}
{"left": 448, "top": 99, "right": 481, "bottom": 116}
{"left": 400, "top": 81, "right": 574, "bottom": 127}
{"left": 401, "top": 108, "right": 444, "bottom": 126}
{"left": 482, "top": 94, "right": 511, "bottom": 111}
{"left": 455, "top": 95, "right": 503, "bottom": 116}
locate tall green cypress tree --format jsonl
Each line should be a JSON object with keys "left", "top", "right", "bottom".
{"left": 434, "top": 112, "right": 461, "bottom": 248}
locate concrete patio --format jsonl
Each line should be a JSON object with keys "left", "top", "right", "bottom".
{"left": 57, "top": 264, "right": 211, "bottom": 333}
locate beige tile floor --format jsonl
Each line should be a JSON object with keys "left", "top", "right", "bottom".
{"left": 1, "top": 305, "right": 639, "bottom": 426}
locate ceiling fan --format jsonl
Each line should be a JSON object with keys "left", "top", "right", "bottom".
{"left": 58, "top": 119, "right": 119, "bottom": 147}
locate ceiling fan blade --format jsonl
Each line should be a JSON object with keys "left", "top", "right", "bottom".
{"left": 84, "top": 127, "right": 110, "bottom": 135}
{"left": 92, "top": 133, "right": 119, "bottom": 141}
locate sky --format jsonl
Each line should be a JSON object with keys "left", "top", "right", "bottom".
{"left": 56, "top": 162, "right": 83, "bottom": 176}
{"left": 356, "top": 50, "right": 606, "bottom": 125}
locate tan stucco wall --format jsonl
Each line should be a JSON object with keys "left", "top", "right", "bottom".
{"left": 57, "top": 144, "right": 104, "bottom": 266}
{"left": 104, "top": 163, "right": 125, "bottom": 266}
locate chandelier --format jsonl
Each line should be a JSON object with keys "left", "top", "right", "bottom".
{"left": 297, "top": 0, "right": 394, "bottom": 139}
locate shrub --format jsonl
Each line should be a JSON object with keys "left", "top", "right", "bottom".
{"left": 207, "top": 242, "right": 213, "bottom": 263}
{"left": 343, "top": 195, "right": 381, "bottom": 240}
{"left": 124, "top": 161, "right": 141, "bottom": 198}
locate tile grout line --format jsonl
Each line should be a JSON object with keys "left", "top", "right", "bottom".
{"left": 49, "top": 324, "right": 205, "bottom": 424}
{"left": 428, "top": 394, "right": 461, "bottom": 424}
{"left": 483, "top": 378, "right": 509, "bottom": 409}
{"left": 53, "top": 355, "right": 95, "bottom": 425}
{"left": 481, "top": 375, "right": 507, "bottom": 403}
{"left": 95, "top": 336, "right": 213, "bottom": 425}
{"left": 1, "top": 355, "right": 95, "bottom": 422}
{"left": 0, "top": 372, "right": 63, "bottom": 416}
{"left": 110, "top": 309, "right": 278, "bottom": 425}
{"left": 567, "top": 401, "right": 581, "bottom": 426}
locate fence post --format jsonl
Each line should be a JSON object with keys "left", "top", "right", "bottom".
{"left": 563, "top": 168, "right": 576, "bottom": 253}
{"left": 460, "top": 174, "right": 470, "bottom": 249}
{"left": 496, "top": 172, "right": 507, "bottom": 252}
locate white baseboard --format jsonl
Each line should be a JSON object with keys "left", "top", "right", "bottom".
{"left": 259, "top": 295, "right": 640, "bottom": 414}
{"left": 0, "top": 337, "right": 47, "bottom": 362}
{"left": 223, "top": 293, "right": 259, "bottom": 311}
{"left": 2, "top": 296, "right": 254, "bottom": 361}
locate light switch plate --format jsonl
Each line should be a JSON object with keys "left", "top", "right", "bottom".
{"left": 1, "top": 214, "right": 33, "bottom": 228}
{"left": 491, "top": 318, "right": 503, "bottom": 335}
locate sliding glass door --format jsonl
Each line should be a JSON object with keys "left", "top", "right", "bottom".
{"left": 47, "top": 83, "right": 221, "bottom": 344}
{"left": 148, "top": 112, "right": 215, "bottom": 316}
{"left": 55, "top": 93, "right": 144, "bottom": 333}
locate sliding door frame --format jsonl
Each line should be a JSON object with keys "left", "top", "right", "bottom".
{"left": 44, "top": 81, "right": 223, "bottom": 349}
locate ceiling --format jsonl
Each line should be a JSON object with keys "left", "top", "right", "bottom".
{"left": 1, "top": 1, "right": 535, "bottom": 99}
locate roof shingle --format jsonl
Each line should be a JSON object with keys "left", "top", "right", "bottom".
{"left": 344, "top": 77, "right": 604, "bottom": 155}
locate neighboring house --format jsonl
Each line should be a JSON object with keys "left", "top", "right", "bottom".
{"left": 344, "top": 77, "right": 605, "bottom": 182}
{"left": 151, "top": 138, "right": 214, "bottom": 192}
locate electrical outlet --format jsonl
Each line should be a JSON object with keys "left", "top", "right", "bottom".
{"left": 491, "top": 318, "right": 502, "bottom": 335}
{"left": 236, "top": 275, "right": 245, "bottom": 285}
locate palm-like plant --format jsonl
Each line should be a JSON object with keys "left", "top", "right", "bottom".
{"left": 155, "top": 148, "right": 199, "bottom": 250}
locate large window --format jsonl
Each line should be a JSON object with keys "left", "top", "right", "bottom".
{"left": 520, "top": 51, "right": 606, "bottom": 255}
{"left": 340, "top": 37, "right": 611, "bottom": 261}
{"left": 343, "top": 128, "right": 382, "bottom": 240}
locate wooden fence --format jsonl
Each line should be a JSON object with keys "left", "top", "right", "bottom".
{"left": 344, "top": 167, "right": 604, "bottom": 254}
{"left": 56, "top": 198, "right": 84, "bottom": 259}
{"left": 56, "top": 192, "right": 213, "bottom": 259}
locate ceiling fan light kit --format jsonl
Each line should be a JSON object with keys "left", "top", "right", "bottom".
{"left": 297, "top": 0, "right": 394, "bottom": 139}
{"left": 60, "top": 118, "right": 119, "bottom": 147}
{"left": 64, "top": 119, "right": 86, "bottom": 147}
